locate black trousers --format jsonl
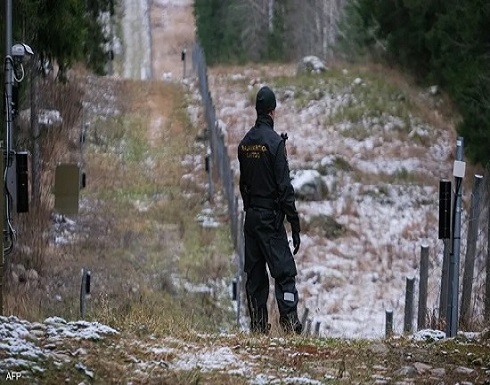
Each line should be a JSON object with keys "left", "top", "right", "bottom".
{"left": 244, "top": 207, "right": 299, "bottom": 331}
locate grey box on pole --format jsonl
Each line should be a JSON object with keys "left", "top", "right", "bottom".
{"left": 54, "top": 164, "right": 80, "bottom": 216}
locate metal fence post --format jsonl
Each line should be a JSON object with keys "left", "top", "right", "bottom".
{"left": 404, "top": 276, "right": 414, "bottom": 334}
{"left": 460, "top": 174, "right": 483, "bottom": 328}
{"left": 301, "top": 308, "right": 310, "bottom": 328}
{"left": 80, "top": 268, "right": 91, "bottom": 319}
{"left": 305, "top": 319, "right": 312, "bottom": 336}
{"left": 418, "top": 244, "right": 429, "bottom": 330}
{"left": 447, "top": 137, "right": 465, "bottom": 337}
{"left": 385, "top": 309, "right": 393, "bottom": 338}
{"left": 314, "top": 321, "right": 321, "bottom": 338}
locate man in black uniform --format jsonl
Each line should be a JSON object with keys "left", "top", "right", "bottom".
{"left": 238, "top": 86, "right": 302, "bottom": 335}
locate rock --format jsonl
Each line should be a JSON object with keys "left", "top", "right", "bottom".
{"left": 429, "top": 85, "right": 439, "bottom": 95}
{"left": 453, "top": 366, "right": 476, "bottom": 376}
{"left": 369, "top": 343, "right": 389, "bottom": 355}
{"left": 430, "top": 368, "right": 446, "bottom": 377}
{"left": 281, "top": 89, "right": 295, "bottom": 101}
{"left": 413, "top": 362, "right": 432, "bottom": 374}
{"left": 297, "top": 55, "right": 327, "bottom": 75}
{"left": 291, "top": 169, "right": 327, "bottom": 201}
{"left": 394, "top": 366, "right": 417, "bottom": 377}
{"left": 308, "top": 214, "right": 346, "bottom": 239}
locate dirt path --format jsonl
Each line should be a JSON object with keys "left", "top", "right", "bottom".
{"left": 149, "top": 0, "right": 195, "bottom": 81}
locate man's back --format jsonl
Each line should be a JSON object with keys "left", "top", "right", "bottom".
{"left": 238, "top": 115, "right": 283, "bottom": 207}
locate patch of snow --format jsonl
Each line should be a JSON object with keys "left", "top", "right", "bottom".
{"left": 411, "top": 329, "right": 446, "bottom": 341}
{"left": 171, "top": 346, "right": 250, "bottom": 372}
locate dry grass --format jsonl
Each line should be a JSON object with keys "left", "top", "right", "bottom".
{"left": 3, "top": 74, "right": 235, "bottom": 335}
{"left": 150, "top": 0, "right": 196, "bottom": 79}
{"left": 3, "top": 65, "right": 490, "bottom": 385}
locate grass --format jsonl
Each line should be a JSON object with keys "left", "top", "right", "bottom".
{"left": 9, "top": 326, "right": 490, "bottom": 384}
{"left": 4, "top": 75, "right": 235, "bottom": 337}
{"left": 3, "top": 63, "right": 490, "bottom": 385}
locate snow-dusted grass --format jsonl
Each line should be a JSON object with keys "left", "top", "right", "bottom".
{"left": 207, "top": 61, "right": 468, "bottom": 338}
{"left": 2, "top": 313, "right": 489, "bottom": 384}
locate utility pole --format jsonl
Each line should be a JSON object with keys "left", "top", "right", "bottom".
{"left": 446, "top": 137, "right": 465, "bottom": 337}
{"left": 2, "top": 1, "right": 33, "bottom": 314}
{"left": 1, "top": 0, "right": 13, "bottom": 316}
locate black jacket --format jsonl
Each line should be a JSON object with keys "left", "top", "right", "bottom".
{"left": 238, "top": 114, "right": 300, "bottom": 233}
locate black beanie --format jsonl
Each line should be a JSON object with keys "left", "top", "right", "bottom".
{"left": 255, "top": 86, "right": 276, "bottom": 114}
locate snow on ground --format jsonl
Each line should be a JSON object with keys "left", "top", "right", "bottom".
{"left": 0, "top": 316, "right": 337, "bottom": 384}
{"left": 67, "top": 0, "right": 467, "bottom": 340}
{"left": 205, "top": 69, "right": 460, "bottom": 338}
{"left": 0, "top": 316, "right": 118, "bottom": 377}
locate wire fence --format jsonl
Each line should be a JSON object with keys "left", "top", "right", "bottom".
{"left": 192, "top": 43, "right": 245, "bottom": 325}
{"left": 191, "top": 42, "right": 490, "bottom": 337}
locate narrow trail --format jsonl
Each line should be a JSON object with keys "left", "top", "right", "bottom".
{"left": 149, "top": 0, "right": 195, "bottom": 81}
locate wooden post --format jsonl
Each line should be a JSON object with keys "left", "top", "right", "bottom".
{"left": 301, "top": 307, "right": 309, "bottom": 328}
{"left": 460, "top": 175, "right": 483, "bottom": 328}
{"left": 385, "top": 309, "right": 393, "bottom": 338}
{"left": 314, "top": 321, "right": 321, "bottom": 337}
{"left": 404, "top": 276, "right": 414, "bottom": 334}
{"left": 305, "top": 319, "right": 312, "bottom": 336}
{"left": 418, "top": 245, "right": 429, "bottom": 330}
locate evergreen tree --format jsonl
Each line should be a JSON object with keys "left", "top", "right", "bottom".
{"left": 341, "top": 0, "right": 490, "bottom": 165}
{"left": 11, "top": 0, "right": 114, "bottom": 76}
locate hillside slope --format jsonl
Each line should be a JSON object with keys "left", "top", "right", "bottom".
{"left": 207, "top": 63, "right": 465, "bottom": 338}
{"left": 2, "top": 0, "right": 490, "bottom": 384}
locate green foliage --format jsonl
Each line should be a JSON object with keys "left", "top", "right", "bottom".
{"left": 193, "top": 0, "right": 288, "bottom": 65}
{"left": 10, "top": 0, "right": 115, "bottom": 75}
{"left": 340, "top": 0, "right": 490, "bottom": 165}
{"left": 194, "top": 0, "right": 244, "bottom": 65}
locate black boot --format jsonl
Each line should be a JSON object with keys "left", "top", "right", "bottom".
{"left": 279, "top": 312, "right": 303, "bottom": 335}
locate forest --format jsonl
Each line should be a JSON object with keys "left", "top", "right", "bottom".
{"left": 194, "top": 0, "right": 490, "bottom": 166}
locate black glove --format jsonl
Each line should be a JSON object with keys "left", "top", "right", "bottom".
{"left": 292, "top": 232, "right": 300, "bottom": 255}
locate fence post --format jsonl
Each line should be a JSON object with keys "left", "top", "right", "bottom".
{"left": 460, "top": 174, "right": 483, "bottom": 328}
{"left": 305, "top": 319, "right": 312, "bottom": 336}
{"left": 314, "top": 321, "right": 321, "bottom": 337}
{"left": 438, "top": 179, "right": 451, "bottom": 327}
{"left": 181, "top": 48, "right": 186, "bottom": 79}
{"left": 404, "top": 276, "right": 414, "bottom": 334}
{"left": 80, "top": 268, "right": 91, "bottom": 319}
{"left": 446, "top": 137, "right": 465, "bottom": 337}
{"left": 237, "top": 211, "right": 245, "bottom": 329}
{"left": 385, "top": 309, "right": 393, "bottom": 338}
{"left": 206, "top": 148, "right": 213, "bottom": 202}
{"left": 418, "top": 244, "right": 429, "bottom": 330}
{"left": 301, "top": 308, "right": 309, "bottom": 328}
